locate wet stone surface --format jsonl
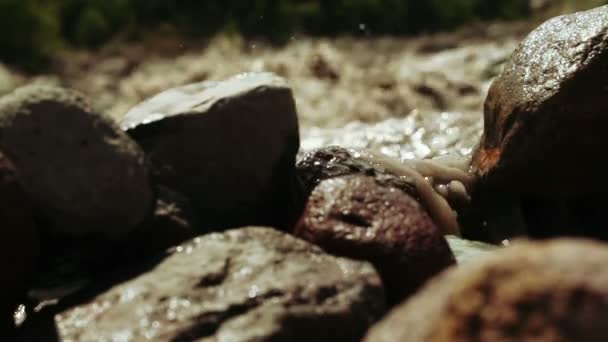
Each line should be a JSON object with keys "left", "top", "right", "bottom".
{"left": 121, "top": 72, "right": 301, "bottom": 231}
{"left": 365, "top": 238, "right": 608, "bottom": 342}
{"left": 294, "top": 174, "right": 455, "bottom": 304}
{"left": 56, "top": 227, "right": 385, "bottom": 341}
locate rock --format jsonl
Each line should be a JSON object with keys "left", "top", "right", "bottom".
{"left": 127, "top": 185, "right": 199, "bottom": 256}
{"left": 0, "top": 153, "right": 38, "bottom": 329}
{"left": 56, "top": 227, "right": 385, "bottom": 341}
{"left": 0, "top": 85, "right": 152, "bottom": 238}
{"left": 294, "top": 174, "right": 455, "bottom": 304}
{"left": 297, "top": 146, "right": 473, "bottom": 235}
{"left": 29, "top": 186, "right": 198, "bottom": 304}
{"left": 120, "top": 72, "right": 301, "bottom": 231}
{"left": 365, "top": 239, "right": 608, "bottom": 342}
{"left": 472, "top": 5, "right": 608, "bottom": 197}
{"left": 296, "top": 146, "right": 379, "bottom": 195}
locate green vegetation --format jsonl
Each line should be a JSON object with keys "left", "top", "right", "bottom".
{"left": 1, "top": 0, "right": 597, "bottom": 72}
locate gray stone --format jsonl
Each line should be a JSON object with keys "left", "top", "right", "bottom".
{"left": 472, "top": 5, "right": 608, "bottom": 197}
{"left": 56, "top": 227, "right": 385, "bottom": 341}
{"left": 297, "top": 146, "right": 473, "bottom": 235}
{"left": 365, "top": 239, "right": 608, "bottom": 342}
{"left": 121, "top": 73, "right": 301, "bottom": 231}
{"left": 0, "top": 85, "right": 152, "bottom": 238}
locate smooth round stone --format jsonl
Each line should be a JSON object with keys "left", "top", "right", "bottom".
{"left": 120, "top": 72, "right": 301, "bottom": 231}
{"left": 294, "top": 174, "right": 455, "bottom": 304}
{"left": 472, "top": 5, "right": 608, "bottom": 197}
{"left": 0, "top": 85, "right": 153, "bottom": 238}
{"left": 56, "top": 227, "right": 385, "bottom": 341}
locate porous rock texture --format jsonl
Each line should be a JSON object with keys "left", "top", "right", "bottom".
{"left": 56, "top": 227, "right": 385, "bottom": 341}
{"left": 294, "top": 174, "right": 455, "bottom": 304}
{"left": 365, "top": 239, "right": 608, "bottom": 342}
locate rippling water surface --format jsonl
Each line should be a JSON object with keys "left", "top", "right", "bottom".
{"left": 301, "top": 110, "right": 483, "bottom": 160}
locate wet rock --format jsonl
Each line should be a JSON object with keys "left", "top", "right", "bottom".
{"left": 0, "top": 85, "right": 152, "bottom": 238}
{"left": 296, "top": 146, "right": 379, "bottom": 194}
{"left": 120, "top": 72, "right": 301, "bottom": 231}
{"left": 297, "top": 146, "right": 473, "bottom": 235}
{"left": 365, "top": 239, "right": 608, "bottom": 342}
{"left": 0, "top": 153, "right": 38, "bottom": 329}
{"left": 294, "top": 174, "right": 455, "bottom": 304}
{"left": 472, "top": 5, "right": 608, "bottom": 197}
{"left": 56, "top": 227, "right": 385, "bottom": 341}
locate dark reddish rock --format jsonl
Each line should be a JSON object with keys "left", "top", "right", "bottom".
{"left": 55, "top": 227, "right": 385, "bottom": 341}
{"left": 297, "top": 146, "right": 471, "bottom": 236}
{"left": 0, "top": 85, "right": 152, "bottom": 238}
{"left": 0, "top": 153, "right": 38, "bottom": 329}
{"left": 297, "top": 146, "right": 379, "bottom": 195}
{"left": 365, "top": 239, "right": 608, "bottom": 342}
{"left": 472, "top": 5, "right": 608, "bottom": 197}
{"left": 120, "top": 73, "right": 301, "bottom": 231}
{"left": 294, "top": 174, "right": 455, "bottom": 304}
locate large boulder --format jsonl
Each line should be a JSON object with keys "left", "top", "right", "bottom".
{"left": 55, "top": 227, "right": 385, "bottom": 341}
{"left": 294, "top": 174, "right": 455, "bottom": 304}
{"left": 120, "top": 73, "right": 301, "bottom": 231}
{"left": 365, "top": 239, "right": 608, "bottom": 342}
{"left": 472, "top": 5, "right": 608, "bottom": 197}
{"left": 0, "top": 153, "right": 38, "bottom": 329}
{"left": 0, "top": 85, "right": 152, "bottom": 238}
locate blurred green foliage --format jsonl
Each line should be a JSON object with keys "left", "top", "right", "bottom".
{"left": 0, "top": 0, "right": 545, "bottom": 71}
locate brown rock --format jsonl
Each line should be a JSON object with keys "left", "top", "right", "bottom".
{"left": 120, "top": 73, "right": 301, "bottom": 231}
{"left": 296, "top": 146, "right": 380, "bottom": 195}
{"left": 365, "top": 239, "right": 608, "bottom": 342}
{"left": 56, "top": 227, "right": 385, "bottom": 341}
{"left": 472, "top": 5, "right": 608, "bottom": 197}
{"left": 0, "top": 84, "right": 152, "bottom": 238}
{"left": 0, "top": 153, "right": 38, "bottom": 329}
{"left": 294, "top": 174, "right": 455, "bottom": 304}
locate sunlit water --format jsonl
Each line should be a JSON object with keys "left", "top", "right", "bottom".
{"left": 300, "top": 109, "right": 483, "bottom": 160}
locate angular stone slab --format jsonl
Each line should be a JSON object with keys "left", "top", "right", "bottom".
{"left": 121, "top": 73, "right": 301, "bottom": 230}
{"left": 365, "top": 239, "right": 608, "bottom": 342}
{"left": 0, "top": 85, "right": 152, "bottom": 237}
